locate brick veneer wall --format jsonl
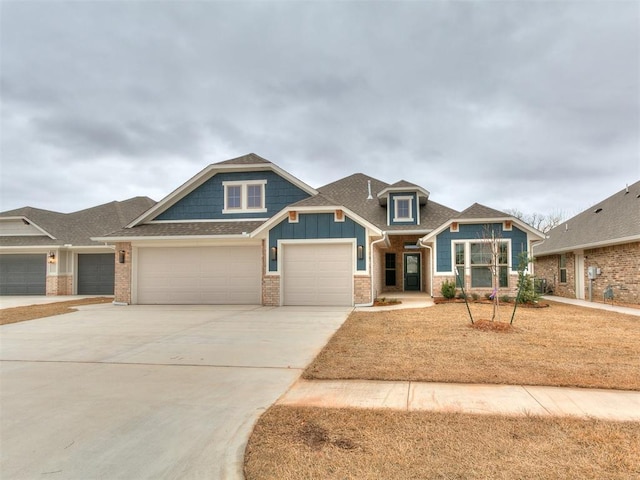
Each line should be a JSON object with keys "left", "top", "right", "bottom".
{"left": 114, "top": 242, "right": 132, "bottom": 304}
{"left": 432, "top": 273, "right": 519, "bottom": 298}
{"left": 535, "top": 242, "right": 639, "bottom": 305}
{"left": 46, "top": 275, "right": 72, "bottom": 295}
{"left": 586, "top": 242, "right": 639, "bottom": 304}
{"left": 354, "top": 275, "right": 371, "bottom": 304}
{"left": 262, "top": 275, "right": 280, "bottom": 306}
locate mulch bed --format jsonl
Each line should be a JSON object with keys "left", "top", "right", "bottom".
{"left": 433, "top": 297, "right": 549, "bottom": 308}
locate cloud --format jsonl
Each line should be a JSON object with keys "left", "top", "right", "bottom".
{"left": 1, "top": 0, "right": 638, "bottom": 217}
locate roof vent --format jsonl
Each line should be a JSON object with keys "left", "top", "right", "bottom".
{"left": 625, "top": 184, "right": 629, "bottom": 194}
{"left": 594, "top": 208, "right": 603, "bottom": 213}
{"left": 367, "top": 180, "right": 373, "bottom": 200}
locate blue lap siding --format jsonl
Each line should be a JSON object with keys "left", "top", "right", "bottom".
{"left": 155, "top": 171, "right": 310, "bottom": 220}
{"left": 269, "top": 213, "right": 366, "bottom": 272}
{"left": 436, "top": 223, "right": 528, "bottom": 272}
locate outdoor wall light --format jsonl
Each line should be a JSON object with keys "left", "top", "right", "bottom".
{"left": 270, "top": 246, "right": 277, "bottom": 262}
{"left": 357, "top": 245, "right": 364, "bottom": 260}
{"left": 118, "top": 250, "right": 126, "bottom": 264}
{"left": 48, "top": 251, "right": 56, "bottom": 264}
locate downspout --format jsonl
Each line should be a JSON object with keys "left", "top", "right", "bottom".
{"left": 355, "top": 232, "right": 388, "bottom": 307}
{"left": 418, "top": 238, "right": 434, "bottom": 297}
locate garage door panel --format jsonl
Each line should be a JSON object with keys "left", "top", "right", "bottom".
{"left": 0, "top": 254, "right": 46, "bottom": 295}
{"left": 283, "top": 244, "right": 353, "bottom": 306}
{"left": 77, "top": 254, "right": 115, "bottom": 295}
{"left": 137, "top": 246, "right": 261, "bottom": 304}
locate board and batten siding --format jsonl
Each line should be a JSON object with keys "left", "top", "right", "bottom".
{"left": 155, "top": 171, "right": 310, "bottom": 221}
{"left": 268, "top": 213, "right": 366, "bottom": 272}
{"left": 436, "top": 223, "right": 528, "bottom": 272}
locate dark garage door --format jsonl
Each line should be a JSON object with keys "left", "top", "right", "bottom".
{"left": 0, "top": 254, "right": 47, "bottom": 295}
{"left": 78, "top": 254, "right": 115, "bottom": 295}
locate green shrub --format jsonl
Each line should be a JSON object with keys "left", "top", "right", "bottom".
{"left": 500, "top": 295, "right": 512, "bottom": 303}
{"left": 484, "top": 293, "right": 492, "bottom": 300}
{"left": 441, "top": 280, "right": 456, "bottom": 299}
{"left": 471, "top": 293, "right": 480, "bottom": 301}
{"left": 517, "top": 273, "right": 540, "bottom": 304}
{"left": 457, "top": 292, "right": 467, "bottom": 300}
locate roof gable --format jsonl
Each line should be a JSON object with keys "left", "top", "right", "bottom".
{"left": 129, "top": 153, "right": 317, "bottom": 226}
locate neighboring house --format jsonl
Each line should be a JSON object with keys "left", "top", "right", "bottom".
{"left": 0, "top": 197, "right": 155, "bottom": 296}
{"left": 533, "top": 180, "right": 640, "bottom": 305}
{"left": 92, "top": 153, "right": 544, "bottom": 306}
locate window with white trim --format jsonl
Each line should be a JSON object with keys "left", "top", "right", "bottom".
{"left": 470, "top": 241, "right": 508, "bottom": 288}
{"left": 223, "top": 180, "right": 267, "bottom": 213}
{"left": 393, "top": 196, "right": 413, "bottom": 221}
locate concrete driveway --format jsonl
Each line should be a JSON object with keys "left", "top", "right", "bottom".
{"left": 0, "top": 303, "right": 351, "bottom": 479}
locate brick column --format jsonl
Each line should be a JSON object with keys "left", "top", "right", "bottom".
{"left": 114, "top": 242, "right": 132, "bottom": 304}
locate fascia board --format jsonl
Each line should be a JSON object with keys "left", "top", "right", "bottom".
{"left": 91, "top": 234, "right": 251, "bottom": 243}
{"left": 0, "top": 245, "right": 61, "bottom": 251}
{"left": 250, "top": 205, "right": 382, "bottom": 238}
{"left": 533, "top": 234, "right": 640, "bottom": 257}
{"left": 127, "top": 162, "right": 319, "bottom": 228}
{"left": 0, "top": 216, "right": 57, "bottom": 239}
{"left": 377, "top": 185, "right": 430, "bottom": 199}
{"left": 421, "top": 217, "right": 545, "bottom": 243}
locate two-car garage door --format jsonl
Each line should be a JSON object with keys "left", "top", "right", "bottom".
{"left": 136, "top": 246, "right": 262, "bottom": 304}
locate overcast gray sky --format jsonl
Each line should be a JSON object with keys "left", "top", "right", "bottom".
{"left": 1, "top": 0, "right": 638, "bottom": 219}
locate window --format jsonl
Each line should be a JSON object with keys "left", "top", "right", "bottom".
{"left": 559, "top": 254, "right": 567, "bottom": 283}
{"left": 393, "top": 196, "right": 413, "bottom": 221}
{"left": 385, "top": 253, "right": 396, "bottom": 286}
{"left": 454, "top": 243, "right": 465, "bottom": 287}
{"left": 246, "top": 184, "right": 263, "bottom": 209}
{"left": 470, "top": 241, "right": 508, "bottom": 288}
{"left": 223, "top": 180, "right": 267, "bottom": 213}
{"left": 226, "top": 185, "right": 242, "bottom": 210}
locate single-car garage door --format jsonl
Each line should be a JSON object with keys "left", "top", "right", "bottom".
{"left": 78, "top": 253, "right": 115, "bottom": 295}
{"left": 282, "top": 243, "right": 353, "bottom": 306}
{"left": 136, "top": 246, "right": 261, "bottom": 304}
{"left": 0, "top": 254, "right": 46, "bottom": 295}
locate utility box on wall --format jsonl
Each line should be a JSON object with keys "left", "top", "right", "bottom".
{"left": 587, "top": 266, "right": 598, "bottom": 280}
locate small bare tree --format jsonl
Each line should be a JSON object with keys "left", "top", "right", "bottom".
{"left": 478, "top": 225, "right": 505, "bottom": 321}
{"left": 505, "top": 209, "right": 565, "bottom": 234}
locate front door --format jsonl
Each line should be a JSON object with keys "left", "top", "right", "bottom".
{"left": 404, "top": 253, "right": 421, "bottom": 291}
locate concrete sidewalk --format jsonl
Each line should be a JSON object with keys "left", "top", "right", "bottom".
{"left": 279, "top": 379, "right": 640, "bottom": 421}
{"left": 543, "top": 295, "right": 640, "bottom": 316}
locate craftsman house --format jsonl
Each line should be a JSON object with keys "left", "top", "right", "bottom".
{"left": 89, "top": 153, "right": 544, "bottom": 306}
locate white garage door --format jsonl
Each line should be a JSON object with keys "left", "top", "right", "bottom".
{"left": 136, "top": 246, "right": 261, "bottom": 304}
{"left": 283, "top": 243, "right": 353, "bottom": 306}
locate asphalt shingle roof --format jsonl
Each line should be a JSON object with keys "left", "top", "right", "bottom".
{"left": 100, "top": 221, "right": 265, "bottom": 238}
{"left": 0, "top": 197, "right": 156, "bottom": 247}
{"left": 534, "top": 180, "right": 640, "bottom": 255}
{"left": 456, "top": 203, "right": 510, "bottom": 219}
{"left": 212, "top": 153, "right": 271, "bottom": 166}
{"left": 318, "top": 173, "right": 458, "bottom": 231}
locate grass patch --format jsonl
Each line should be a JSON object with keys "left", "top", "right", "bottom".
{"left": 304, "top": 302, "right": 640, "bottom": 390}
{"left": 245, "top": 405, "right": 640, "bottom": 480}
{"left": 0, "top": 297, "right": 113, "bottom": 325}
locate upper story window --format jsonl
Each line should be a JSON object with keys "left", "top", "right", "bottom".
{"left": 393, "top": 196, "right": 413, "bottom": 222}
{"left": 223, "top": 180, "right": 267, "bottom": 213}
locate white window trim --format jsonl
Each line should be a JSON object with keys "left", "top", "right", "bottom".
{"left": 393, "top": 196, "right": 414, "bottom": 222}
{"left": 222, "top": 180, "right": 267, "bottom": 214}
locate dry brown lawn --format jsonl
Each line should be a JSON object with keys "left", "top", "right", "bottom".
{"left": 245, "top": 405, "right": 640, "bottom": 480}
{"left": 304, "top": 302, "right": 640, "bottom": 390}
{"left": 0, "top": 297, "right": 113, "bottom": 325}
